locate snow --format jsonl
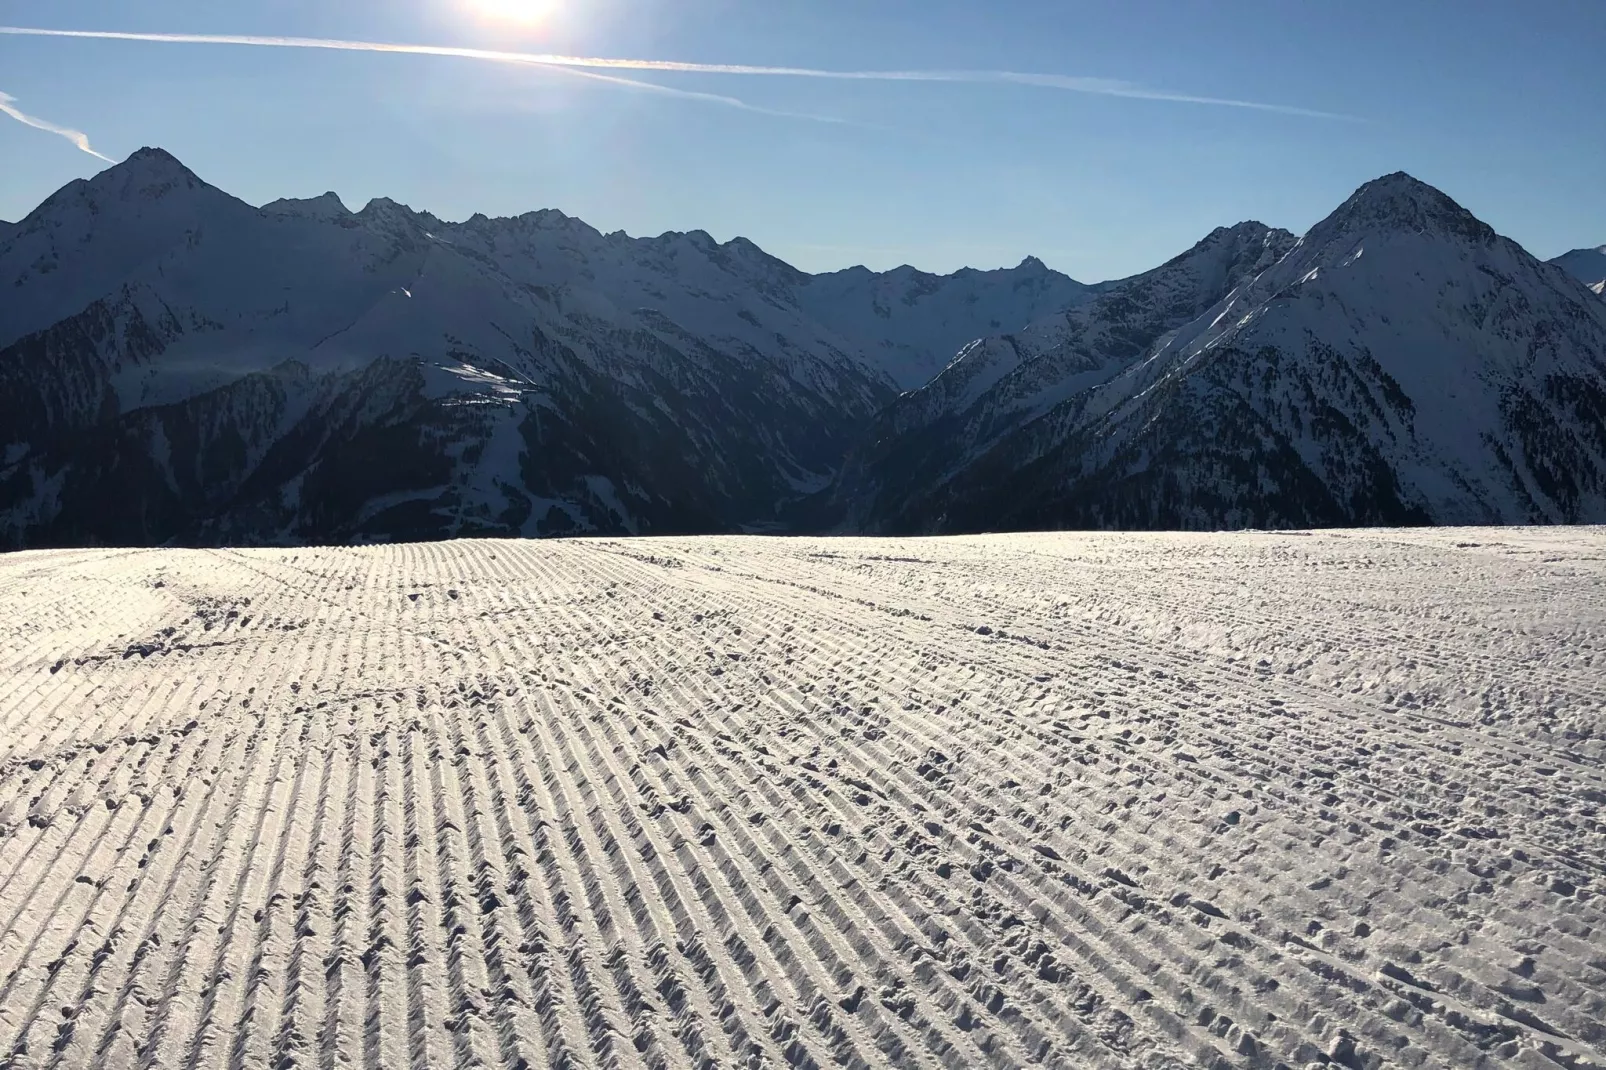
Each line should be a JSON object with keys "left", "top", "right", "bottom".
{"left": 1, "top": 529, "right": 1603, "bottom": 1070}
{"left": 799, "top": 258, "right": 1092, "bottom": 390}
{"left": 583, "top": 474, "right": 636, "bottom": 534}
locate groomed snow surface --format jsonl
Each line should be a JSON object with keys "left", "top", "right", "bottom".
{"left": 1, "top": 530, "right": 1603, "bottom": 1070}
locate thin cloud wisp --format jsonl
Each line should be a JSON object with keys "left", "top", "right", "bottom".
{"left": 0, "top": 26, "right": 1358, "bottom": 122}
{"left": 0, "top": 89, "right": 116, "bottom": 161}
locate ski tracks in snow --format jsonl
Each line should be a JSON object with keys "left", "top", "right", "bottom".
{"left": 0, "top": 529, "right": 1603, "bottom": 1070}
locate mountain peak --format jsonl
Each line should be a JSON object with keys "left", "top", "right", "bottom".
{"left": 88, "top": 145, "right": 205, "bottom": 191}
{"left": 1193, "top": 220, "right": 1276, "bottom": 248}
{"left": 15, "top": 145, "right": 228, "bottom": 229}
{"left": 262, "top": 191, "right": 350, "bottom": 220}
{"left": 124, "top": 146, "right": 185, "bottom": 167}
{"left": 683, "top": 229, "right": 718, "bottom": 250}
{"left": 1320, "top": 172, "right": 1495, "bottom": 244}
{"left": 357, "top": 196, "right": 429, "bottom": 226}
{"left": 1144, "top": 220, "right": 1288, "bottom": 279}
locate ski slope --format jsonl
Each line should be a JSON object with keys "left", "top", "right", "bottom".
{"left": 0, "top": 530, "right": 1603, "bottom": 1069}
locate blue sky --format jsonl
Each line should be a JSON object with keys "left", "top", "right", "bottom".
{"left": 1, "top": 0, "right": 1603, "bottom": 279}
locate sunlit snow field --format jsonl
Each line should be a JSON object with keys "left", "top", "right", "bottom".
{"left": 1, "top": 529, "right": 1602, "bottom": 1069}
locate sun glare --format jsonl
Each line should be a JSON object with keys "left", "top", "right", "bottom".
{"left": 467, "top": 0, "right": 560, "bottom": 26}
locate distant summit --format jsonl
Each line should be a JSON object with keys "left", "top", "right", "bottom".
{"left": 1550, "top": 243, "right": 1606, "bottom": 291}
{"left": 262, "top": 191, "right": 351, "bottom": 221}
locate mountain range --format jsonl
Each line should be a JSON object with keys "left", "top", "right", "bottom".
{"left": 834, "top": 178, "right": 1606, "bottom": 530}
{"left": 1, "top": 150, "right": 1603, "bottom": 547}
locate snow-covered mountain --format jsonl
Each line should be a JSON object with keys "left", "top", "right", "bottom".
{"left": 798, "top": 257, "right": 1090, "bottom": 389}
{"left": 831, "top": 173, "right": 1606, "bottom": 531}
{"left": 0, "top": 149, "right": 1085, "bottom": 548}
{"left": 830, "top": 222, "right": 1296, "bottom": 509}
{"left": 5, "top": 154, "right": 1603, "bottom": 547}
{"left": 1551, "top": 244, "right": 1606, "bottom": 292}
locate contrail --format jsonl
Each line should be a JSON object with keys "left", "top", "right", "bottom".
{"left": 0, "top": 89, "right": 116, "bottom": 161}
{"left": 543, "top": 64, "right": 858, "bottom": 125}
{"left": 0, "top": 26, "right": 1357, "bottom": 121}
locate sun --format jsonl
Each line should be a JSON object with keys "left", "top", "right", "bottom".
{"left": 466, "top": 0, "right": 560, "bottom": 25}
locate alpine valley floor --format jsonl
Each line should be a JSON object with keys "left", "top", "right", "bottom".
{"left": 0, "top": 530, "right": 1603, "bottom": 1070}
